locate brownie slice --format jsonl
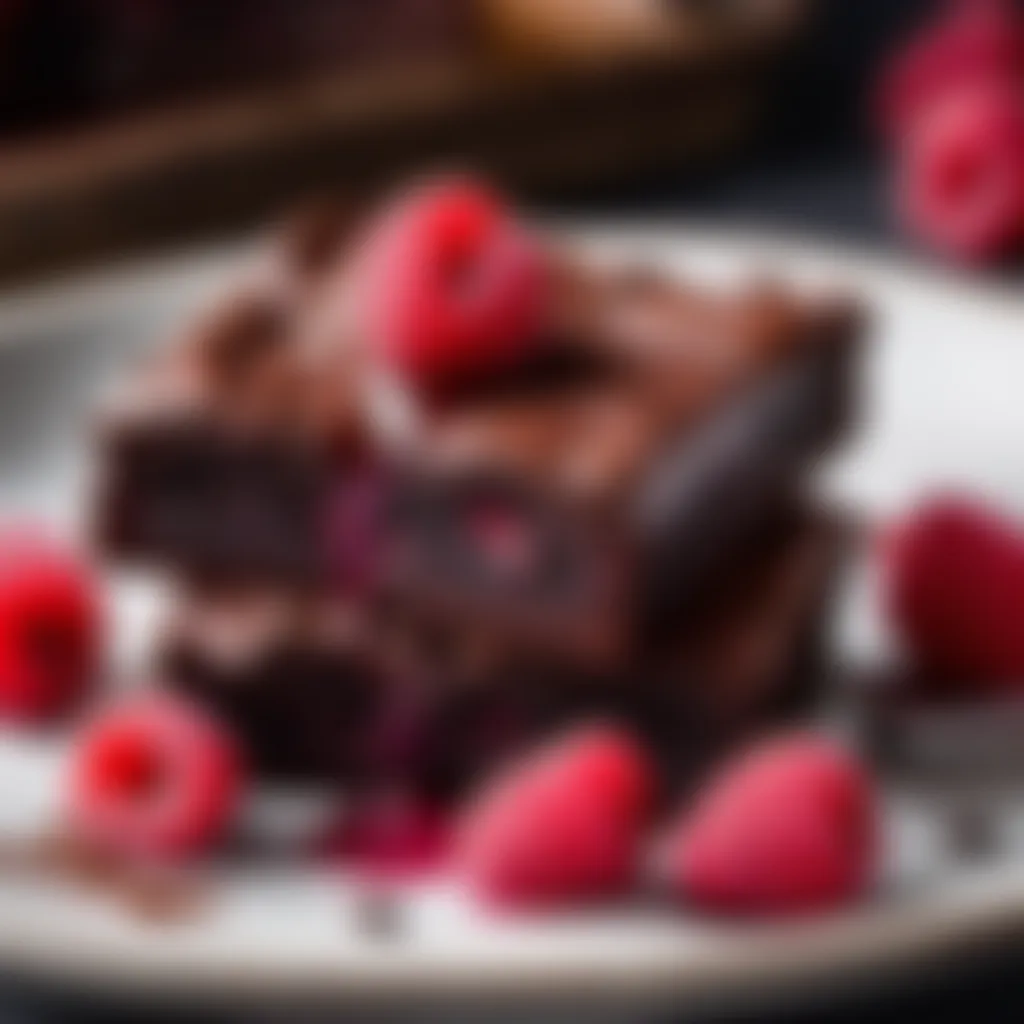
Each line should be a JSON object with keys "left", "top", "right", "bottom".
{"left": 161, "top": 587, "right": 387, "bottom": 784}
{"left": 375, "top": 267, "right": 861, "bottom": 666}
{"left": 98, "top": 207, "right": 861, "bottom": 669}
{"left": 404, "top": 503, "right": 848, "bottom": 801}
{"left": 165, "top": 504, "right": 843, "bottom": 796}
{"left": 95, "top": 203, "right": 363, "bottom": 585}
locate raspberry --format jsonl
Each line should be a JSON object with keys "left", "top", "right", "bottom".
{"left": 897, "top": 82, "right": 1024, "bottom": 262}
{"left": 877, "top": 0, "right": 1023, "bottom": 139}
{"left": 666, "top": 735, "right": 875, "bottom": 916}
{"left": 884, "top": 495, "right": 1024, "bottom": 685}
{"left": 352, "top": 176, "right": 544, "bottom": 393}
{"left": 0, "top": 530, "right": 103, "bottom": 723}
{"left": 456, "top": 724, "right": 653, "bottom": 910}
{"left": 67, "top": 693, "right": 242, "bottom": 859}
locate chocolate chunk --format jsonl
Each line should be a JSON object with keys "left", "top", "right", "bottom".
{"left": 381, "top": 286, "right": 860, "bottom": 666}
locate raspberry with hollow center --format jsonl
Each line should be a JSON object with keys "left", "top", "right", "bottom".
{"left": 67, "top": 694, "right": 243, "bottom": 860}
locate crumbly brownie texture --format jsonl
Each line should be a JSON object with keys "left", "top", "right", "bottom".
{"left": 161, "top": 588, "right": 384, "bottom": 783}
{"left": 397, "top": 504, "right": 848, "bottom": 800}
{"left": 376, "top": 268, "right": 860, "bottom": 664}
{"left": 161, "top": 506, "right": 845, "bottom": 797}
{"left": 95, "top": 203, "right": 364, "bottom": 584}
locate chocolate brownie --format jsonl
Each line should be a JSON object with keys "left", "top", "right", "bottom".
{"left": 398, "top": 503, "right": 849, "bottom": 800}
{"left": 375, "top": 267, "right": 861, "bottom": 665}
{"left": 95, "top": 203, "right": 362, "bottom": 584}
{"left": 97, "top": 205, "right": 861, "bottom": 668}
{"left": 161, "top": 588, "right": 385, "bottom": 784}
{"left": 161, "top": 504, "right": 846, "bottom": 796}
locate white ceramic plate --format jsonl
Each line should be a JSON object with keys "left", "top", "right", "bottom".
{"left": 0, "top": 227, "right": 1022, "bottom": 1012}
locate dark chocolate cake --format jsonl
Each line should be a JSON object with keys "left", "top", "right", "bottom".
{"left": 158, "top": 505, "right": 847, "bottom": 798}
{"left": 94, "top": 184, "right": 864, "bottom": 798}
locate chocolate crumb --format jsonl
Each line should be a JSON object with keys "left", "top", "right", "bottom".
{"left": 4, "top": 826, "right": 207, "bottom": 924}
{"left": 117, "top": 866, "right": 208, "bottom": 924}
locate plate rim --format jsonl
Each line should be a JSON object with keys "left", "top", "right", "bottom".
{"left": 1, "top": 223, "right": 1022, "bottom": 1003}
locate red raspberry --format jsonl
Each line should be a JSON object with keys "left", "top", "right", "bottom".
{"left": 0, "top": 530, "right": 103, "bottom": 724}
{"left": 352, "top": 176, "right": 544, "bottom": 393}
{"left": 885, "top": 496, "right": 1024, "bottom": 685}
{"left": 877, "top": 0, "right": 1023, "bottom": 139}
{"left": 456, "top": 724, "right": 653, "bottom": 910}
{"left": 897, "top": 81, "right": 1024, "bottom": 262}
{"left": 67, "top": 694, "right": 242, "bottom": 860}
{"left": 666, "top": 735, "right": 875, "bottom": 916}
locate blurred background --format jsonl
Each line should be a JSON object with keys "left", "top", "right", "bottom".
{"left": 0, "top": 0, "right": 959, "bottom": 283}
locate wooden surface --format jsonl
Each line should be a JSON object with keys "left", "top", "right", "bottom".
{"left": 0, "top": 21, "right": 800, "bottom": 282}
